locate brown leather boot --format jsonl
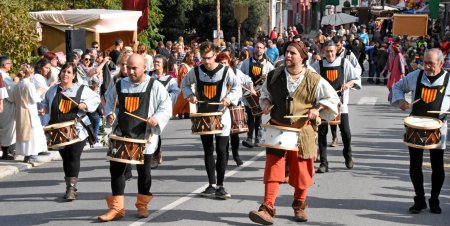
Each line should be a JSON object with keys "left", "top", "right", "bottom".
{"left": 248, "top": 203, "right": 276, "bottom": 225}
{"left": 64, "top": 177, "right": 77, "bottom": 201}
{"left": 292, "top": 200, "right": 308, "bottom": 222}
{"left": 98, "top": 196, "right": 125, "bottom": 222}
{"left": 135, "top": 193, "right": 153, "bottom": 218}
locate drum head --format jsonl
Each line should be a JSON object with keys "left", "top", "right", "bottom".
{"left": 106, "top": 156, "right": 144, "bottom": 165}
{"left": 404, "top": 116, "right": 442, "bottom": 130}
{"left": 190, "top": 112, "right": 223, "bottom": 117}
{"left": 261, "top": 124, "right": 302, "bottom": 132}
{"left": 44, "top": 120, "right": 76, "bottom": 131}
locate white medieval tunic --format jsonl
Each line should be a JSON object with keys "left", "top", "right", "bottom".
{"left": 12, "top": 78, "right": 47, "bottom": 156}
{"left": 151, "top": 73, "right": 180, "bottom": 106}
{"left": 105, "top": 76, "right": 172, "bottom": 154}
{"left": 31, "top": 73, "right": 50, "bottom": 126}
{"left": 0, "top": 71, "right": 16, "bottom": 146}
{"left": 181, "top": 64, "right": 240, "bottom": 137}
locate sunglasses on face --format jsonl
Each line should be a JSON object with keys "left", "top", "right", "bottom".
{"left": 93, "top": 46, "right": 99, "bottom": 49}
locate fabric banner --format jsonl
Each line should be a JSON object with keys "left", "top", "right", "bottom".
{"left": 122, "top": 0, "right": 149, "bottom": 32}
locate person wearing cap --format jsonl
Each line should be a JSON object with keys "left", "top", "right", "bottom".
{"left": 265, "top": 40, "right": 279, "bottom": 63}
{"left": 311, "top": 40, "right": 361, "bottom": 174}
{"left": 248, "top": 41, "right": 339, "bottom": 224}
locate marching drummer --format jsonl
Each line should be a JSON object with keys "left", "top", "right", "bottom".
{"left": 311, "top": 40, "right": 361, "bottom": 173}
{"left": 249, "top": 41, "right": 339, "bottom": 224}
{"left": 392, "top": 48, "right": 447, "bottom": 214}
{"left": 181, "top": 41, "right": 240, "bottom": 199}
{"left": 99, "top": 54, "right": 172, "bottom": 221}
{"left": 216, "top": 52, "right": 254, "bottom": 166}
{"left": 239, "top": 41, "right": 274, "bottom": 148}
{"left": 40, "top": 62, "right": 101, "bottom": 201}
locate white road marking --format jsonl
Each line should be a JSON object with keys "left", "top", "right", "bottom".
{"left": 356, "top": 97, "right": 378, "bottom": 105}
{"left": 128, "top": 150, "right": 266, "bottom": 226}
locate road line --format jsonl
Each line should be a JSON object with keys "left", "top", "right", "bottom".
{"left": 357, "top": 97, "right": 377, "bottom": 105}
{"left": 128, "top": 150, "right": 266, "bottom": 226}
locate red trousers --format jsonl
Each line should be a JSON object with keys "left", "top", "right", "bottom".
{"left": 263, "top": 152, "right": 314, "bottom": 208}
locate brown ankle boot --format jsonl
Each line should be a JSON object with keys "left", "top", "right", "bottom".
{"left": 64, "top": 177, "right": 78, "bottom": 201}
{"left": 98, "top": 196, "right": 125, "bottom": 222}
{"left": 135, "top": 193, "right": 153, "bottom": 218}
{"left": 248, "top": 203, "right": 276, "bottom": 225}
{"left": 292, "top": 200, "right": 308, "bottom": 222}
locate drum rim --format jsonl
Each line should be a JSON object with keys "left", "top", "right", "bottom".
{"left": 190, "top": 112, "right": 223, "bottom": 116}
{"left": 109, "top": 134, "right": 148, "bottom": 144}
{"left": 44, "top": 120, "right": 76, "bottom": 130}
{"left": 403, "top": 141, "right": 441, "bottom": 149}
{"left": 257, "top": 143, "right": 299, "bottom": 152}
{"left": 261, "top": 123, "right": 302, "bottom": 132}
{"left": 404, "top": 116, "right": 442, "bottom": 130}
{"left": 106, "top": 156, "right": 144, "bottom": 164}
{"left": 49, "top": 138, "right": 81, "bottom": 148}
{"left": 192, "top": 130, "right": 223, "bottom": 135}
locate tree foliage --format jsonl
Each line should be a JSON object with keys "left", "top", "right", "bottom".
{"left": 139, "top": 0, "right": 165, "bottom": 49}
{"left": 159, "top": 0, "right": 267, "bottom": 44}
{"left": 0, "top": 0, "right": 39, "bottom": 67}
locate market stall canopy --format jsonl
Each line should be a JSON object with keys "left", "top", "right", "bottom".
{"left": 29, "top": 9, "right": 142, "bottom": 33}
{"left": 321, "top": 13, "right": 358, "bottom": 26}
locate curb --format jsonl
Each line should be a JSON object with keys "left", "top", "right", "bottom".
{"left": 0, "top": 151, "right": 61, "bottom": 180}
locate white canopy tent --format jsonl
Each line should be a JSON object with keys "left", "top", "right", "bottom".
{"left": 29, "top": 9, "right": 142, "bottom": 53}
{"left": 321, "top": 13, "right": 358, "bottom": 26}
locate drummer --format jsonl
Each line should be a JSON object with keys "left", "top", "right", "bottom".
{"left": 99, "top": 54, "right": 172, "bottom": 221}
{"left": 216, "top": 52, "right": 255, "bottom": 166}
{"left": 239, "top": 41, "right": 274, "bottom": 148}
{"left": 181, "top": 41, "right": 240, "bottom": 199}
{"left": 311, "top": 40, "right": 361, "bottom": 173}
{"left": 249, "top": 41, "right": 339, "bottom": 224}
{"left": 392, "top": 48, "right": 447, "bottom": 214}
{"left": 40, "top": 62, "right": 100, "bottom": 201}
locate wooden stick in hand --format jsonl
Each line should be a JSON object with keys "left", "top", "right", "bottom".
{"left": 124, "top": 111, "right": 148, "bottom": 122}
{"left": 61, "top": 92, "right": 79, "bottom": 105}
{"left": 284, "top": 115, "right": 309, "bottom": 119}
{"left": 411, "top": 98, "right": 420, "bottom": 105}
{"left": 427, "top": 111, "right": 450, "bottom": 114}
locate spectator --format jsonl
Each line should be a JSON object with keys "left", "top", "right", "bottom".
{"left": 265, "top": 40, "right": 279, "bottom": 63}
{"left": 109, "top": 38, "right": 123, "bottom": 64}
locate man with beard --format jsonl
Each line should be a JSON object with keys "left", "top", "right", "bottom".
{"left": 248, "top": 41, "right": 339, "bottom": 224}
{"left": 392, "top": 49, "right": 447, "bottom": 214}
{"left": 239, "top": 41, "right": 274, "bottom": 148}
{"left": 311, "top": 40, "right": 361, "bottom": 173}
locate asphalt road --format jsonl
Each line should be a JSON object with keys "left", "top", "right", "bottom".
{"left": 0, "top": 82, "right": 449, "bottom": 226}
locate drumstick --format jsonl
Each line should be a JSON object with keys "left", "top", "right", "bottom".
{"left": 124, "top": 111, "right": 148, "bottom": 122}
{"left": 61, "top": 92, "right": 79, "bottom": 105}
{"left": 284, "top": 115, "right": 309, "bottom": 119}
{"left": 427, "top": 111, "right": 450, "bottom": 114}
{"left": 207, "top": 102, "right": 224, "bottom": 105}
{"left": 411, "top": 98, "right": 420, "bottom": 105}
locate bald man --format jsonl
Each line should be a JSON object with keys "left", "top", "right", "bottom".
{"left": 392, "top": 49, "right": 447, "bottom": 214}
{"left": 99, "top": 54, "right": 172, "bottom": 221}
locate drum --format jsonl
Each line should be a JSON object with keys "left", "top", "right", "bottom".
{"left": 229, "top": 106, "right": 248, "bottom": 134}
{"left": 106, "top": 134, "right": 147, "bottom": 164}
{"left": 257, "top": 124, "right": 300, "bottom": 151}
{"left": 243, "top": 93, "right": 262, "bottom": 115}
{"left": 404, "top": 116, "right": 442, "bottom": 149}
{"left": 44, "top": 120, "right": 81, "bottom": 149}
{"left": 190, "top": 112, "right": 223, "bottom": 135}
{"left": 321, "top": 102, "right": 341, "bottom": 125}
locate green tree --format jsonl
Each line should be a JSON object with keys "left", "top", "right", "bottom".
{"left": 0, "top": 0, "right": 39, "bottom": 69}
{"left": 139, "top": 0, "right": 165, "bottom": 49}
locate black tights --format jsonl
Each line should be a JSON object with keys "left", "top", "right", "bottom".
{"left": 58, "top": 140, "right": 87, "bottom": 177}
{"left": 318, "top": 114, "right": 352, "bottom": 165}
{"left": 110, "top": 154, "right": 152, "bottom": 195}
{"left": 200, "top": 135, "right": 229, "bottom": 186}
{"left": 245, "top": 106, "right": 261, "bottom": 139}
{"left": 409, "top": 148, "right": 445, "bottom": 200}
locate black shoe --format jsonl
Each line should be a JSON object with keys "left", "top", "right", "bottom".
{"left": 183, "top": 113, "right": 190, "bottom": 119}
{"left": 345, "top": 160, "right": 354, "bottom": 169}
{"left": 254, "top": 138, "right": 260, "bottom": 146}
{"left": 409, "top": 196, "right": 427, "bottom": 214}
{"left": 1, "top": 154, "right": 15, "bottom": 160}
{"left": 233, "top": 154, "right": 243, "bottom": 166}
{"left": 375, "top": 79, "right": 381, "bottom": 84}
{"left": 215, "top": 186, "right": 231, "bottom": 200}
{"left": 38, "top": 151, "right": 51, "bottom": 156}
{"left": 242, "top": 138, "right": 254, "bottom": 148}
{"left": 150, "top": 157, "right": 159, "bottom": 169}
{"left": 429, "top": 198, "right": 441, "bottom": 214}
{"left": 367, "top": 78, "right": 374, "bottom": 84}
{"left": 200, "top": 185, "right": 216, "bottom": 198}
{"left": 316, "top": 164, "right": 328, "bottom": 173}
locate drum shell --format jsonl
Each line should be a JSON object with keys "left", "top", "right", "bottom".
{"left": 107, "top": 135, "right": 147, "bottom": 164}
{"left": 190, "top": 112, "right": 223, "bottom": 135}
{"left": 243, "top": 93, "right": 262, "bottom": 116}
{"left": 257, "top": 124, "right": 300, "bottom": 151}
{"left": 44, "top": 120, "right": 81, "bottom": 149}
{"left": 229, "top": 106, "right": 248, "bottom": 134}
{"left": 403, "top": 116, "right": 442, "bottom": 149}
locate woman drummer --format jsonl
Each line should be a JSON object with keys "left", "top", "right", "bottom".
{"left": 215, "top": 52, "right": 255, "bottom": 166}
{"left": 41, "top": 62, "right": 100, "bottom": 201}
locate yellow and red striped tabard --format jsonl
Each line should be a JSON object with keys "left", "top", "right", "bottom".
{"left": 58, "top": 99, "right": 72, "bottom": 113}
{"left": 252, "top": 65, "right": 262, "bottom": 77}
{"left": 326, "top": 69, "right": 339, "bottom": 82}
{"left": 203, "top": 85, "right": 217, "bottom": 99}
{"left": 125, "top": 96, "right": 140, "bottom": 112}
{"left": 421, "top": 87, "right": 437, "bottom": 104}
